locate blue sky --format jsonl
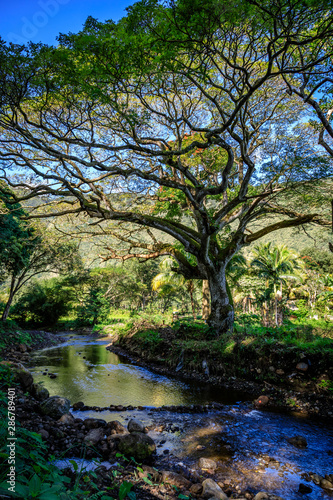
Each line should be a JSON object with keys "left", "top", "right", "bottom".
{"left": 0, "top": 0, "right": 134, "bottom": 45}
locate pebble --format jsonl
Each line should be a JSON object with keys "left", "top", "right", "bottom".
{"left": 198, "top": 457, "right": 217, "bottom": 470}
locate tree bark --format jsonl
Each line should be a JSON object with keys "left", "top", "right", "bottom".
{"left": 274, "top": 284, "right": 278, "bottom": 327}
{"left": 238, "top": 159, "right": 244, "bottom": 184}
{"left": 202, "top": 280, "right": 210, "bottom": 320}
{"left": 207, "top": 269, "right": 234, "bottom": 334}
{"left": 1, "top": 276, "right": 16, "bottom": 322}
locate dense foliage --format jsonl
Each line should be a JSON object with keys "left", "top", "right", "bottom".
{"left": 0, "top": 0, "right": 332, "bottom": 332}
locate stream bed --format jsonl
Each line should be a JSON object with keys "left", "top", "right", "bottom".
{"left": 29, "top": 334, "right": 333, "bottom": 499}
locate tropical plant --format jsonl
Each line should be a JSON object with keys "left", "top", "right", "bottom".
{"left": 152, "top": 257, "right": 199, "bottom": 319}
{"left": 0, "top": 1, "right": 332, "bottom": 333}
{"left": 318, "top": 275, "right": 333, "bottom": 312}
{"left": 250, "top": 243, "right": 303, "bottom": 326}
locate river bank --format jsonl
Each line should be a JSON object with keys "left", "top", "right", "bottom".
{"left": 0, "top": 332, "right": 286, "bottom": 500}
{"left": 1, "top": 330, "right": 333, "bottom": 499}
{"left": 105, "top": 319, "right": 333, "bottom": 420}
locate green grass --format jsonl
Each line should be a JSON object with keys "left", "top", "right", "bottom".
{"left": 110, "top": 313, "right": 333, "bottom": 386}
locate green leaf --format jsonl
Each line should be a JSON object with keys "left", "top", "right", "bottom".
{"left": 40, "top": 484, "right": 63, "bottom": 494}
{"left": 28, "top": 474, "right": 41, "bottom": 495}
{"left": 118, "top": 481, "right": 133, "bottom": 500}
{"left": 69, "top": 459, "right": 79, "bottom": 471}
{"left": 38, "top": 494, "right": 62, "bottom": 500}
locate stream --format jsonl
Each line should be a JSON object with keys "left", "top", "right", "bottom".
{"left": 29, "top": 333, "right": 333, "bottom": 499}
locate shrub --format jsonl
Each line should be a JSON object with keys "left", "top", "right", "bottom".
{"left": 11, "top": 278, "right": 72, "bottom": 326}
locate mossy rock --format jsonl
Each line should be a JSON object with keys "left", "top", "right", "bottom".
{"left": 118, "top": 431, "right": 156, "bottom": 460}
{"left": 40, "top": 396, "right": 71, "bottom": 419}
{"left": 13, "top": 367, "right": 33, "bottom": 390}
{"left": 31, "top": 383, "right": 49, "bottom": 401}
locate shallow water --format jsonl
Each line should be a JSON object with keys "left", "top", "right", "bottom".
{"left": 28, "top": 334, "right": 247, "bottom": 407}
{"left": 29, "top": 333, "right": 333, "bottom": 500}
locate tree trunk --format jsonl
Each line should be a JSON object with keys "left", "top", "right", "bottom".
{"left": 207, "top": 270, "right": 234, "bottom": 334}
{"left": 279, "top": 282, "right": 283, "bottom": 326}
{"left": 274, "top": 285, "right": 278, "bottom": 327}
{"left": 202, "top": 280, "right": 210, "bottom": 320}
{"left": 1, "top": 276, "right": 16, "bottom": 322}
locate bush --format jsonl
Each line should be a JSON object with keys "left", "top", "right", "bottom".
{"left": 76, "top": 289, "right": 110, "bottom": 326}
{"left": 173, "top": 319, "right": 217, "bottom": 340}
{"left": 293, "top": 300, "right": 310, "bottom": 319}
{"left": 11, "top": 278, "right": 72, "bottom": 326}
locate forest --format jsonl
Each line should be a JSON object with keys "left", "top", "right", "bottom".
{"left": 1, "top": 0, "right": 333, "bottom": 499}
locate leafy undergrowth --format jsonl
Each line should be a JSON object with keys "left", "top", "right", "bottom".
{"left": 0, "top": 321, "right": 32, "bottom": 350}
{"left": 112, "top": 315, "right": 333, "bottom": 392}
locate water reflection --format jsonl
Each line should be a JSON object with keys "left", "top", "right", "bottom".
{"left": 28, "top": 334, "right": 333, "bottom": 500}
{"left": 28, "top": 335, "right": 246, "bottom": 407}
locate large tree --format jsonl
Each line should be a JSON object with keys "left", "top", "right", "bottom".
{"left": 0, "top": 0, "right": 332, "bottom": 333}
{"left": 0, "top": 187, "right": 81, "bottom": 321}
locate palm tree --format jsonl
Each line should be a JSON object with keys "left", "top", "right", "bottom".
{"left": 250, "top": 243, "right": 303, "bottom": 326}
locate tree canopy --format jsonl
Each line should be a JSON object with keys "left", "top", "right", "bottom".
{"left": 0, "top": 0, "right": 332, "bottom": 332}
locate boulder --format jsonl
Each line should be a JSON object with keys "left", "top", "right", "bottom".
{"left": 107, "top": 420, "right": 127, "bottom": 434}
{"left": 83, "top": 418, "right": 107, "bottom": 429}
{"left": 84, "top": 427, "right": 105, "bottom": 446}
{"left": 107, "top": 433, "right": 124, "bottom": 452}
{"left": 320, "top": 478, "right": 333, "bottom": 490}
{"left": 311, "top": 473, "right": 323, "bottom": 485}
{"left": 40, "top": 396, "right": 71, "bottom": 419}
{"left": 298, "top": 483, "right": 312, "bottom": 494}
{"left": 13, "top": 367, "right": 33, "bottom": 390}
{"left": 202, "top": 359, "right": 209, "bottom": 377}
{"left": 198, "top": 457, "right": 217, "bottom": 470}
{"left": 72, "top": 401, "right": 85, "bottom": 410}
{"left": 38, "top": 429, "right": 49, "bottom": 440}
{"left": 31, "top": 383, "right": 49, "bottom": 401}
{"left": 161, "top": 471, "right": 191, "bottom": 490}
{"left": 202, "top": 478, "right": 227, "bottom": 500}
{"left": 287, "top": 435, "right": 307, "bottom": 448}
{"left": 128, "top": 418, "right": 145, "bottom": 433}
{"left": 18, "top": 344, "right": 28, "bottom": 353}
{"left": 254, "top": 494, "right": 285, "bottom": 500}
{"left": 190, "top": 483, "right": 203, "bottom": 495}
{"left": 296, "top": 362, "right": 308, "bottom": 372}
{"left": 254, "top": 395, "right": 269, "bottom": 407}
{"left": 117, "top": 431, "right": 156, "bottom": 460}
{"left": 58, "top": 413, "right": 75, "bottom": 425}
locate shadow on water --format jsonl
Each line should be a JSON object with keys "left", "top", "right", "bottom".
{"left": 29, "top": 334, "right": 333, "bottom": 500}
